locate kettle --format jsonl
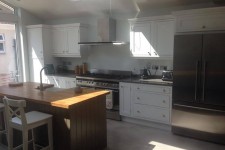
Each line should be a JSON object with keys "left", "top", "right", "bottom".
{"left": 140, "top": 68, "right": 151, "bottom": 79}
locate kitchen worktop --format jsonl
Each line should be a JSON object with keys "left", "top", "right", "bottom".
{"left": 0, "top": 82, "right": 109, "bottom": 109}
{"left": 122, "top": 76, "right": 173, "bottom": 86}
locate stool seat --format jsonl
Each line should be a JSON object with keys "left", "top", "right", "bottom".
{"left": 11, "top": 111, "right": 52, "bottom": 127}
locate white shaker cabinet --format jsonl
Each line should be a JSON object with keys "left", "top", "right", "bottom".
{"left": 129, "top": 15, "right": 175, "bottom": 59}
{"left": 130, "top": 23, "right": 154, "bottom": 57}
{"left": 27, "top": 25, "right": 54, "bottom": 83}
{"left": 119, "top": 82, "right": 172, "bottom": 124}
{"left": 119, "top": 82, "right": 131, "bottom": 117}
{"left": 51, "top": 24, "right": 87, "bottom": 57}
{"left": 173, "top": 7, "right": 225, "bottom": 32}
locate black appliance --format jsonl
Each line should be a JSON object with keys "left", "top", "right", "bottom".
{"left": 76, "top": 69, "right": 131, "bottom": 121}
{"left": 162, "top": 70, "right": 173, "bottom": 81}
{"left": 172, "top": 33, "right": 225, "bottom": 144}
{"left": 44, "top": 64, "right": 55, "bottom": 75}
{"left": 140, "top": 69, "right": 151, "bottom": 79}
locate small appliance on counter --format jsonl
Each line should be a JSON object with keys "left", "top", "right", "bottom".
{"left": 140, "top": 68, "right": 151, "bottom": 79}
{"left": 162, "top": 70, "right": 173, "bottom": 81}
{"left": 44, "top": 64, "right": 55, "bottom": 75}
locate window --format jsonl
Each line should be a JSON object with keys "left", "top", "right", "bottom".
{"left": 0, "top": 33, "right": 5, "bottom": 53}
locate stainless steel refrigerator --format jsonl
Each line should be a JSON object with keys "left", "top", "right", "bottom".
{"left": 172, "top": 33, "right": 225, "bottom": 144}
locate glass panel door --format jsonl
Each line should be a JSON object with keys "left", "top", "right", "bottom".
{"left": 0, "top": 22, "right": 20, "bottom": 85}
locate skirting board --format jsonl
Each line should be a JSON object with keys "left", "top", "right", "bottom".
{"left": 121, "top": 116, "right": 171, "bottom": 131}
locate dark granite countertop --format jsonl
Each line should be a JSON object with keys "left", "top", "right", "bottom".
{"left": 121, "top": 76, "right": 173, "bottom": 86}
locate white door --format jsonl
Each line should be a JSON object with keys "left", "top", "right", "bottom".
{"left": 119, "top": 82, "right": 131, "bottom": 116}
{"left": 52, "top": 27, "right": 67, "bottom": 55}
{"left": 67, "top": 27, "right": 80, "bottom": 57}
{"left": 155, "top": 20, "right": 174, "bottom": 58}
{"left": 130, "top": 23, "right": 152, "bottom": 57}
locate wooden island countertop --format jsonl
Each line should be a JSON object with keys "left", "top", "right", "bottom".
{"left": 0, "top": 82, "right": 109, "bottom": 150}
{"left": 0, "top": 82, "right": 109, "bottom": 108}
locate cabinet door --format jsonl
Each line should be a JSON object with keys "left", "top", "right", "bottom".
{"left": 27, "top": 28, "right": 43, "bottom": 58}
{"left": 130, "top": 23, "right": 153, "bottom": 57}
{"left": 119, "top": 82, "right": 131, "bottom": 116}
{"left": 52, "top": 27, "right": 67, "bottom": 55}
{"left": 154, "top": 20, "right": 174, "bottom": 58}
{"left": 29, "top": 57, "right": 44, "bottom": 82}
{"left": 67, "top": 27, "right": 81, "bottom": 57}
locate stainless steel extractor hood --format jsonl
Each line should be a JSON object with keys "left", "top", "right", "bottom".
{"left": 78, "top": 18, "right": 126, "bottom": 46}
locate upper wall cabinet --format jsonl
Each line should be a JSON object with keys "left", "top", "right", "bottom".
{"left": 129, "top": 15, "right": 175, "bottom": 59}
{"left": 173, "top": 7, "right": 225, "bottom": 32}
{"left": 51, "top": 23, "right": 87, "bottom": 57}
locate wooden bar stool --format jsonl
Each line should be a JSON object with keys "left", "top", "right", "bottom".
{"left": 3, "top": 96, "right": 53, "bottom": 150}
{"left": 0, "top": 102, "right": 7, "bottom": 146}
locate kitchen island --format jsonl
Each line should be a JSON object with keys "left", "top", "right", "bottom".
{"left": 0, "top": 82, "right": 109, "bottom": 150}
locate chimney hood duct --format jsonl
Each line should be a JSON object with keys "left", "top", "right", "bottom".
{"left": 78, "top": 18, "right": 126, "bottom": 45}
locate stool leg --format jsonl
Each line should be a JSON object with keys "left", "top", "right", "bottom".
{"left": 32, "top": 129, "right": 35, "bottom": 150}
{"left": 47, "top": 119, "right": 53, "bottom": 150}
{"left": 22, "top": 129, "right": 28, "bottom": 150}
{"left": 8, "top": 127, "right": 13, "bottom": 150}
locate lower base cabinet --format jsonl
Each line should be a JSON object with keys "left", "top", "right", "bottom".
{"left": 119, "top": 82, "right": 172, "bottom": 124}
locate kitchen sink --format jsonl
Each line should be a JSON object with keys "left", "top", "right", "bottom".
{"left": 44, "top": 87, "right": 64, "bottom": 92}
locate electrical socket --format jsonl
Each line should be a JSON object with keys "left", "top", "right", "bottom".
{"left": 152, "top": 65, "right": 159, "bottom": 70}
{"left": 160, "top": 65, "right": 167, "bottom": 70}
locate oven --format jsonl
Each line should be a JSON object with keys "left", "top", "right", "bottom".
{"left": 76, "top": 69, "right": 132, "bottom": 121}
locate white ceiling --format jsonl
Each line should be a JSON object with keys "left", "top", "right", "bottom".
{"left": 5, "top": 0, "right": 215, "bottom": 20}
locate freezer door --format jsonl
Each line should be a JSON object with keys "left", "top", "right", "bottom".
{"left": 172, "top": 104, "right": 225, "bottom": 144}
{"left": 173, "top": 34, "right": 202, "bottom": 103}
{"left": 203, "top": 33, "right": 225, "bottom": 107}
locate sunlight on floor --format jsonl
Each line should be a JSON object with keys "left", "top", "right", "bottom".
{"left": 149, "top": 141, "right": 186, "bottom": 150}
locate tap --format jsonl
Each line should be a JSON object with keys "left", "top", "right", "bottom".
{"left": 39, "top": 66, "right": 48, "bottom": 91}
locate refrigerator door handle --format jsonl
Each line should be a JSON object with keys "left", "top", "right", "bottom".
{"left": 202, "top": 61, "right": 207, "bottom": 101}
{"left": 195, "top": 61, "right": 199, "bottom": 101}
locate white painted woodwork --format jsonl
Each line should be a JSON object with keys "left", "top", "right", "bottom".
{"left": 47, "top": 76, "right": 76, "bottom": 89}
{"left": 120, "top": 82, "right": 172, "bottom": 124}
{"left": 119, "top": 82, "right": 131, "bottom": 117}
{"left": 129, "top": 15, "right": 175, "bottom": 59}
{"left": 51, "top": 24, "right": 87, "bottom": 57}
{"left": 173, "top": 7, "right": 225, "bottom": 32}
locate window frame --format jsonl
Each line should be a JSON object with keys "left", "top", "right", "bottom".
{"left": 0, "top": 33, "right": 5, "bottom": 53}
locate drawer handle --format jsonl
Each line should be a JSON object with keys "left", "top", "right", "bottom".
{"left": 163, "top": 100, "right": 166, "bottom": 103}
{"left": 137, "top": 87, "right": 140, "bottom": 90}
{"left": 162, "top": 114, "right": 166, "bottom": 118}
{"left": 137, "top": 110, "right": 140, "bottom": 113}
{"left": 202, "top": 25, "right": 206, "bottom": 29}
{"left": 137, "top": 97, "right": 140, "bottom": 100}
{"left": 163, "top": 89, "right": 166, "bottom": 92}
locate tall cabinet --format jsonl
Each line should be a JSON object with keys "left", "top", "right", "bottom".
{"left": 27, "top": 25, "right": 55, "bottom": 83}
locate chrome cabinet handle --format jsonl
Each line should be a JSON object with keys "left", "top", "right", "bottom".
{"left": 137, "top": 87, "right": 140, "bottom": 90}
{"left": 162, "top": 100, "right": 166, "bottom": 103}
{"left": 137, "top": 97, "right": 140, "bottom": 100}
{"left": 162, "top": 114, "right": 165, "bottom": 118}
{"left": 163, "top": 89, "right": 166, "bottom": 92}
{"left": 195, "top": 61, "right": 199, "bottom": 101}
{"left": 202, "top": 25, "right": 206, "bottom": 29}
{"left": 137, "top": 110, "right": 140, "bottom": 113}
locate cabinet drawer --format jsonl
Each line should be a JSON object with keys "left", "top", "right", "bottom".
{"left": 133, "top": 84, "right": 171, "bottom": 94}
{"left": 133, "top": 91, "right": 170, "bottom": 108}
{"left": 133, "top": 104, "right": 170, "bottom": 123}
